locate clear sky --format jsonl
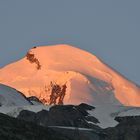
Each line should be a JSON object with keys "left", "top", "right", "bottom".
{"left": 0, "top": 0, "right": 139, "bottom": 85}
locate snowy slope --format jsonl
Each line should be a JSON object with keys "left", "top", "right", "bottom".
{"left": 87, "top": 105, "right": 140, "bottom": 128}
{"left": 0, "top": 84, "right": 31, "bottom": 106}
{"left": 0, "top": 44, "right": 140, "bottom": 106}
{"left": 0, "top": 104, "right": 51, "bottom": 117}
{"left": 87, "top": 105, "right": 136, "bottom": 128}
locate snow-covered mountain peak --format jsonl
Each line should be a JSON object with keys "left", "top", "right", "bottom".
{"left": 0, "top": 44, "right": 140, "bottom": 106}
{"left": 25, "top": 44, "right": 100, "bottom": 71}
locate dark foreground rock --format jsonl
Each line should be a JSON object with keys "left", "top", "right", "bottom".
{"left": 50, "top": 127, "right": 106, "bottom": 140}
{"left": 104, "top": 116, "right": 140, "bottom": 140}
{"left": 3, "top": 103, "right": 140, "bottom": 140}
{"left": 17, "top": 103, "right": 140, "bottom": 140}
{"left": 0, "top": 113, "right": 71, "bottom": 140}
{"left": 17, "top": 103, "right": 99, "bottom": 128}
{"left": 0, "top": 112, "right": 106, "bottom": 140}
{"left": 27, "top": 96, "right": 43, "bottom": 105}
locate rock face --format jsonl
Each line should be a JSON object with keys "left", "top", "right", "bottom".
{"left": 104, "top": 116, "right": 140, "bottom": 140}
{"left": 17, "top": 103, "right": 99, "bottom": 129}
{"left": 2, "top": 107, "right": 140, "bottom": 140}
{"left": 26, "top": 51, "right": 41, "bottom": 70}
{"left": 16, "top": 103, "right": 140, "bottom": 140}
{"left": 27, "top": 96, "right": 43, "bottom": 105}
{"left": 0, "top": 113, "right": 71, "bottom": 140}
{"left": 0, "top": 44, "right": 140, "bottom": 106}
{"left": 48, "top": 82, "right": 67, "bottom": 105}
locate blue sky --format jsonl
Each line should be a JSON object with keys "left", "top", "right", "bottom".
{"left": 0, "top": 0, "right": 139, "bottom": 85}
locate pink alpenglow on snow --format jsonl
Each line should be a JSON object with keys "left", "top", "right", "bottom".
{"left": 0, "top": 44, "right": 140, "bottom": 106}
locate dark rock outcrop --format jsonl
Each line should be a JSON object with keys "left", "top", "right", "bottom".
{"left": 17, "top": 103, "right": 99, "bottom": 129}
{"left": 26, "top": 51, "right": 41, "bottom": 70}
{"left": 104, "top": 116, "right": 140, "bottom": 140}
{"left": 27, "top": 96, "right": 43, "bottom": 105}
{"left": 0, "top": 113, "right": 71, "bottom": 140}
{"left": 49, "top": 82, "right": 67, "bottom": 105}
{"left": 17, "top": 103, "right": 140, "bottom": 140}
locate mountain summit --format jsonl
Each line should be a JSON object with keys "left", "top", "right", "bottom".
{"left": 0, "top": 44, "right": 140, "bottom": 106}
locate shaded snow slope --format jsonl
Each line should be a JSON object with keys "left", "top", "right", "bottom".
{"left": 87, "top": 105, "right": 140, "bottom": 128}
{"left": 0, "top": 84, "right": 31, "bottom": 106}
{"left": 0, "top": 104, "right": 51, "bottom": 117}
{"left": 0, "top": 44, "right": 140, "bottom": 106}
